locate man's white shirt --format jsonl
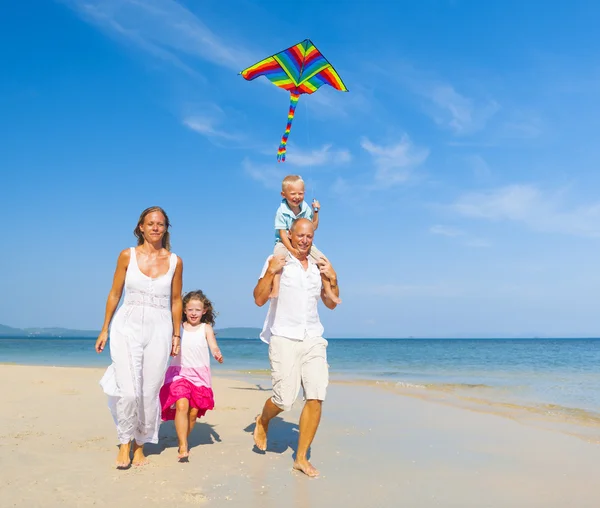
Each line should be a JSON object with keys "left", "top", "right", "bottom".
{"left": 259, "top": 254, "right": 324, "bottom": 344}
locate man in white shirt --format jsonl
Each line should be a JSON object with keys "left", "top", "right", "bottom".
{"left": 253, "top": 218, "right": 339, "bottom": 477}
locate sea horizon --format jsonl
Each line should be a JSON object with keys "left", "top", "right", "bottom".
{"left": 3, "top": 336, "right": 600, "bottom": 428}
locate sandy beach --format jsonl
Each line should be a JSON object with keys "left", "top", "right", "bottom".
{"left": 2, "top": 364, "right": 600, "bottom": 507}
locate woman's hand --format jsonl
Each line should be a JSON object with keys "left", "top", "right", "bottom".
{"left": 212, "top": 348, "right": 224, "bottom": 364}
{"left": 95, "top": 331, "right": 108, "bottom": 353}
{"left": 171, "top": 334, "right": 181, "bottom": 357}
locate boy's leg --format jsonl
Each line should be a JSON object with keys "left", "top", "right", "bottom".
{"left": 309, "top": 244, "right": 325, "bottom": 262}
{"left": 309, "top": 245, "right": 341, "bottom": 305}
{"left": 270, "top": 243, "right": 288, "bottom": 298}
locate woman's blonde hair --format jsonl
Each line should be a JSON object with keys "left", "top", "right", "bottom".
{"left": 133, "top": 206, "right": 171, "bottom": 251}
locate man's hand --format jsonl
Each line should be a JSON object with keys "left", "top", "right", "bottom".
{"left": 317, "top": 256, "right": 336, "bottom": 282}
{"left": 312, "top": 199, "right": 321, "bottom": 212}
{"left": 267, "top": 255, "right": 286, "bottom": 275}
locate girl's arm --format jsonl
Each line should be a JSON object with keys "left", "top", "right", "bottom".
{"left": 205, "top": 324, "right": 223, "bottom": 363}
{"left": 95, "top": 249, "right": 130, "bottom": 353}
{"left": 170, "top": 256, "right": 184, "bottom": 356}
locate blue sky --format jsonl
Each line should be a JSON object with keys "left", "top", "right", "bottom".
{"left": 2, "top": 0, "right": 600, "bottom": 337}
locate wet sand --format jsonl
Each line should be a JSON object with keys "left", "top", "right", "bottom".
{"left": 2, "top": 364, "right": 600, "bottom": 507}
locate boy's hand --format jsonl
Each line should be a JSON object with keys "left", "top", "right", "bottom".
{"left": 267, "top": 255, "right": 286, "bottom": 275}
{"left": 317, "top": 256, "right": 336, "bottom": 281}
{"left": 312, "top": 199, "right": 321, "bottom": 212}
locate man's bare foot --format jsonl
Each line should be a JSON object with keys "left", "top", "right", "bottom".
{"left": 132, "top": 442, "right": 149, "bottom": 466}
{"left": 253, "top": 415, "right": 268, "bottom": 451}
{"left": 178, "top": 445, "right": 189, "bottom": 462}
{"left": 293, "top": 458, "right": 320, "bottom": 477}
{"left": 116, "top": 442, "right": 131, "bottom": 469}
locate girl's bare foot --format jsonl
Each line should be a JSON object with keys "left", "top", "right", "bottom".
{"left": 132, "top": 442, "right": 149, "bottom": 466}
{"left": 178, "top": 446, "right": 189, "bottom": 462}
{"left": 116, "top": 442, "right": 131, "bottom": 469}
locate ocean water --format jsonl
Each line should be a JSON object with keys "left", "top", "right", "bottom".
{"left": 2, "top": 337, "right": 600, "bottom": 420}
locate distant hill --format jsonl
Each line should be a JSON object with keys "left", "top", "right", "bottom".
{"left": 0, "top": 324, "right": 261, "bottom": 339}
{"left": 0, "top": 324, "right": 25, "bottom": 336}
{"left": 0, "top": 325, "right": 99, "bottom": 338}
{"left": 214, "top": 327, "right": 261, "bottom": 339}
{"left": 24, "top": 327, "right": 99, "bottom": 338}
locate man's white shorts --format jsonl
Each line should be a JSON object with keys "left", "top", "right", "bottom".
{"left": 268, "top": 335, "right": 329, "bottom": 411}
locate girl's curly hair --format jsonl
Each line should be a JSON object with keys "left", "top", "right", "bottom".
{"left": 182, "top": 290, "right": 217, "bottom": 327}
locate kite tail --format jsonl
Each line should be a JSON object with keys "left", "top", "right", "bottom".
{"left": 277, "top": 91, "right": 301, "bottom": 162}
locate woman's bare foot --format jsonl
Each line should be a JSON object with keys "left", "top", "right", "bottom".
{"left": 253, "top": 415, "right": 268, "bottom": 451}
{"left": 132, "top": 442, "right": 149, "bottom": 466}
{"left": 293, "top": 458, "right": 320, "bottom": 477}
{"left": 116, "top": 442, "right": 131, "bottom": 469}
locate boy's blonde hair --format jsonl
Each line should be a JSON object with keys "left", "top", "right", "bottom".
{"left": 282, "top": 174, "right": 305, "bottom": 191}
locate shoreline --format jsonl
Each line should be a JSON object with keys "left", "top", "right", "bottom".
{"left": 6, "top": 361, "right": 600, "bottom": 444}
{"left": 2, "top": 364, "right": 600, "bottom": 507}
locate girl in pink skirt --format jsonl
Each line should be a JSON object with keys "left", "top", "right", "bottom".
{"left": 159, "top": 290, "right": 223, "bottom": 461}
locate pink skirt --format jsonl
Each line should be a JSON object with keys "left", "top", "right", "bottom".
{"left": 159, "top": 378, "right": 215, "bottom": 421}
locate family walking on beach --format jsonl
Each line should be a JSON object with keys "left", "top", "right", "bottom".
{"left": 95, "top": 174, "right": 340, "bottom": 477}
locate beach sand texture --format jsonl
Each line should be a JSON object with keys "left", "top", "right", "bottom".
{"left": 2, "top": 364, "right": 600, "bottom": 507}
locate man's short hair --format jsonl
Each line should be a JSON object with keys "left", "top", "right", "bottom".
{"left": 290, "top": 218, "right": 314, "bottom": 233}
{"left": 282, "top": 175, "right": 304, "bottom": 191}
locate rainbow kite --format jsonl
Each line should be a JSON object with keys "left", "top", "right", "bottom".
{"left": 240, "top": 39, "right": 348, "bottom": 162}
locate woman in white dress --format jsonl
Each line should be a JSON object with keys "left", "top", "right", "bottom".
{"left": 95, "top": 206, "right": 183, "bottom": 469}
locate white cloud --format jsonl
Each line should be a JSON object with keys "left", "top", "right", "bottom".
{"left": 180, "top": 102, "right": 245, "bottom": 144}
{"left": 62, "top": 0, "right": 254, "bottom": 71}
{"left": 285, "top": 144, "right": 352, "bottom": 167}
{"left": 378, "top": 62, "right": 500, "bottom": 136}
{"left": 425, "top": 84, "right": 500, "bottom": 135}
{"left": 182, "top": 117, "right": 239, "bottom": 140}
{"left": 464, "top": 238, "right": 492, "bottom": 248}
{"left": 429, "top": 224, "right": 491, "bottom": 248}
{"left": 452, "top": 184, "right": 600, "bottom": 238}
{"left": 331, "top": 176, "right": 351, "bottom": 196}
{"left": 361, "top": 135, "right": 429, "bottom": 188}
{"left": 366, "top": 283, "right": 463, "bottom": 298}
{"left": 242, "top": 159, "right": 286, "bottom": 190}
{"left": 465, "top": 154, "right": 492, "bottom": 180}
{"left": 429, "top": 225, "right": 465, "bottom": 237}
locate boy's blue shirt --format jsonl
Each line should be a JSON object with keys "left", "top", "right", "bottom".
{"left": 274, "top": 199, "right": 313, "bottom": 243}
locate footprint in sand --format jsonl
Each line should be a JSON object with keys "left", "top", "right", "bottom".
{"left": 183, "top": 488, "right": 208, "bottom": 504}
{"left": 60, "top": 388, "right": 81, "bottom": 395}
{"left": 72, "top": 436, "right": 107, "bottom": 449}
